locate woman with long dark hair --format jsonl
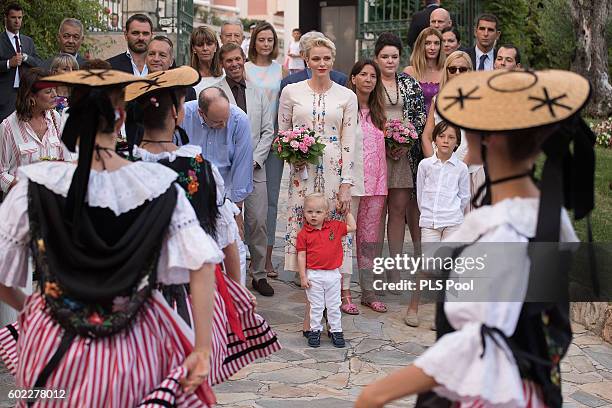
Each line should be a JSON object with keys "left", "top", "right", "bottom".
{"left": 347, "top": 59, "right": 388, "bottom": 313}
{"left": 373, "top": 33, "right": 426, "bottom": 319}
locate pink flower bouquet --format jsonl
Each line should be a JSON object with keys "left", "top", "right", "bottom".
{"left": 384, "top": 118, "right": 419, "bottom": 150}
{"left": 273, "top": 127, "right": 325, "bottom": 179}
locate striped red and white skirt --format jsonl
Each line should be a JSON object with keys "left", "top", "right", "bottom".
{"left": 0, "top": 273, "right": 281, "bottom": 407}
{"left": 0, "top": 291, "right": 214, "bottom": 407}
{"left": 161, "top": 265, "right": 281, "bottom": 385}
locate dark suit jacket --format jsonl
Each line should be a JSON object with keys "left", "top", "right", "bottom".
{"left": 279, "top": 69, "right": 348, "bottom": 95}
{"left": 107, "top": 52, "right": 133, "bottom": 74}
{"left": 0, "top": 31, "right": 44, "bottom": 121}
{"left": 186, "top": 87, "right": 197, "bottom": 102}
{"left": 407, "top": 4, "right": 439, "bottom": 50}
{"left": 463, "top": 46, "right": 498, "bottom": 70}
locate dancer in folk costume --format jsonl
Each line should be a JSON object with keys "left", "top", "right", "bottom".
{"left": 124, "top": 66, "right": 281, "bottom": 385}
{"left": 0, "top": 69, "right": 221, "bottom": 407}
{"left": 356, "top": 69, "right": 596, "bottom": 407}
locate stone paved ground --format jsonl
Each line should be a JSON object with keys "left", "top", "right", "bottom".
{"left": 1, "top": 166, "right": 611, "bottom": 407}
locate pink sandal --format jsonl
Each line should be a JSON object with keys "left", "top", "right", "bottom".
{"left": 361, "top": 292, "right": 387, "bottom": 313}
{"left": 341, "top": 294, "right": 360, "bottom": 315}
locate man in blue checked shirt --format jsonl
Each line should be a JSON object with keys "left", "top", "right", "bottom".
{"left": 181, "top": 86, "right": 254, "bottom": 233}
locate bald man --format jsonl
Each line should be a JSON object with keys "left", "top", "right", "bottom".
{"left": 180, "top": 88, "right": 275, "bottom": 296}
{"left": 430, "top": 8, "right": 452, "bottom": 31}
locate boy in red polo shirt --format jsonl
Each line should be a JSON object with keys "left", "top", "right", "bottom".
{"left": 296, "top": 193, "right": 356, "bottom": 348}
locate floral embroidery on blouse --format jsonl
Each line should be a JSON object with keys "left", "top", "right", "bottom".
{"left": 177, "top": 154, "right": 204, "bottom": 200}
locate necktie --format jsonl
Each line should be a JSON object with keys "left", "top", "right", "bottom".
{"left": 14, "top": 35, "right": 21, "bottom": 53}
{"left": 478, "top": 54, "right": 488, "bottom": 71}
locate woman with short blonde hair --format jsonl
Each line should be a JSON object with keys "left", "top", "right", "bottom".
{"left": 49, "top": 53, "right": 79, "bottom": 73}
{"left": 440, "top": 50, "right": 472, "bottom": 87}
{"left": 49, "top": 53, "right": 78, "bottom": 116}
{"left": 303, "top": 37, "right": 336, "bottom": 59}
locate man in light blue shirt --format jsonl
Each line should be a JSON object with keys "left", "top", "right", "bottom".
{"left": 181, "top": 87, "right": 253, "bottom": 204}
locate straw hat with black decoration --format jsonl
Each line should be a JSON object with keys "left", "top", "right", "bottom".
{"left": 435, "top": 69, "right": 595, "bottom": 244}
{"left": 429, "top": 69, "right": 598, "bottom": 408}
{"left": 41, "top": 69, "right": 151, "bottom": 237}
{"left": 123, "top": 66, "right": 201, "bottom": 152}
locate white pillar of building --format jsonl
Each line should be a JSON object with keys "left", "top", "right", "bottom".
{"left": 283, "top": 1, "right": 299, "bottom": 59}
{"left": 236, "top": 0, "right": 249, "bottom": 18}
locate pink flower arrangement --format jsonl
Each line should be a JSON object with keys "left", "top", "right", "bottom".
{"left": 384, "top": 118, "right": 419, "bottom": 150}
{"left": 273, "top": 126, "right": 325, "bottom": 164}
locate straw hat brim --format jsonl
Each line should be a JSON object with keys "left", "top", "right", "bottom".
{"left": 124, "top": 66, "right": 201, "bottom": 102}
{"left": 42, "top": 69, "right": 149, "bottom": 87}
{"left": 435, "top": 69, "right": 590, "bottom": 132}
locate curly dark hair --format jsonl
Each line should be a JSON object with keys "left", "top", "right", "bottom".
{"left": 374, "top": 32, "right": 404, "bottom": 57}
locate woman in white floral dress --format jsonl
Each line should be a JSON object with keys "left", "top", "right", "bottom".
{"left": 278, "top": 37, "right": 357, "bottom": 319}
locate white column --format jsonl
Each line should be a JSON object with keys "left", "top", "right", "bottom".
{"left": 236, "top": 0, "right": 248, "bottom": 17}
{"left": 283, "top": 0, "right": 299, "bottom": 59}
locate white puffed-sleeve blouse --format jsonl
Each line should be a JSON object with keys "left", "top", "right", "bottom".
{"left": 414, "top": 197, "right": 578, "bottom": 407}
{"left": 0, "top": 160, "right": 224, "bottom": 288}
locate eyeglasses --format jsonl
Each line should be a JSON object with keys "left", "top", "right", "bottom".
{"left": 447, "top": 66, "right": 469, "bottom": 74}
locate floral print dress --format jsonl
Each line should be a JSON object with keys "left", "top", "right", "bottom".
{"left": 385, "top": 73, "right": 427, "bottom": 190}
{"left": 278, "top": 81, "right": 358, "bottom": 273}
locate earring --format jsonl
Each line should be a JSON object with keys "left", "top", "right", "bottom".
{"left": 30, "top": 99, "right": 35, "bottom": 107}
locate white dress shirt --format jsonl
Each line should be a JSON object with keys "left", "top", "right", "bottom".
{"left": 417, "top": 152, "right": 470, "bottom": 228}
{"left": 474, "top": 45, "right": 495, "bottom": 71}
{"left": 5, "top": 30, "right": 22, "bottom": 87}
{"left": 126, "top": 49, "right": 148, "bottom": 77}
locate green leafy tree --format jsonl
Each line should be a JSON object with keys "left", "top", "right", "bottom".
{"left": 533, "top": 0, "right": 574, "bottom": 69}
{"left": 483, "top": 0, "right": 531, "bottom": 63}
{"left": 1, "top": 0, "right": 105, "bottom": 59}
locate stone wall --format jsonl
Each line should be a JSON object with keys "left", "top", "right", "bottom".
{"left": 84, "top": 32, "right": 178, "bottom": 61}
{"left": 571, "top": 302, "right": 612, "bottom": 343}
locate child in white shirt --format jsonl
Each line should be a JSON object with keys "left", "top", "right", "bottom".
{"left": 417, "top": 120, "right": 470, "bottom": 242}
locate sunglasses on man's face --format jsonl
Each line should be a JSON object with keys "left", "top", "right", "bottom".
{"left": 447, "top": 66, "right": 469, "bottom": 74}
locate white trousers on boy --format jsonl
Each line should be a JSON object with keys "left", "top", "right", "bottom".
{"left": 305, "top": 268, "right": 342, "bottom": 332}
{"left": 421, "top": 225, "right": 461, "bottom": 243}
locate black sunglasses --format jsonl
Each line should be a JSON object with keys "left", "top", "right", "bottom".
{"left": 447, "top": 66, "right": 469, "bottom": 74}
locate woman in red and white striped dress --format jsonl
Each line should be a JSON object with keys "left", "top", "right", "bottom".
{"left": 0, "top": 69, "right": 221, "bottom": 407}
